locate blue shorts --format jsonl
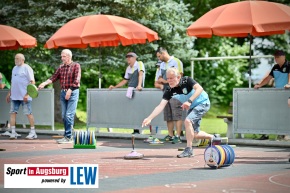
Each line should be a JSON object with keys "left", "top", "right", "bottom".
{"left": 10, "top": 100, "right": 33, "bottom": 115}
{"left": 186, "top": 103, "right": 210, "bottom": 133}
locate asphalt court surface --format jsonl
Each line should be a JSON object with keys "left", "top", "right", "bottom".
{"left": 0, "top": 134, "right": 290, "bottom": 193}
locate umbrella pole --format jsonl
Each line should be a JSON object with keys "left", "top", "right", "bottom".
{"left": 99, "top": 48, "right": 102, "bottom": 89}
{"left": 99, "top": 73, "right": 101, "bottom": 89}
{"left": 248, "top": 34, "right": 253, "bottom": 88}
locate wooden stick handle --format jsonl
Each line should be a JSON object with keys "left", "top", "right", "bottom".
{"left": 132, "top": 135, "right": 135, "bottom": 150}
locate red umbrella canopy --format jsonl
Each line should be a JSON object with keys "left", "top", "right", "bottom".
{"left": 187, "top": 1, "right": 290, "bottom": 38}
{"left": 0, "top": 25, "right": 37, "bottom": 50}
{"left": 45, "top": 14, "right": 159, "bottom": 49}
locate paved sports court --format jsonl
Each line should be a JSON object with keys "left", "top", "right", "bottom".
{"left": 0, "top": 134, "right": 289, "bottom": 193}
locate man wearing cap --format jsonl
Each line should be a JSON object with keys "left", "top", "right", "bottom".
{"left": 109, "top": 52, "right": 145, "bottom": 134}
{"left": 156, "top": 47, "right": 184, "bottom": 144}
{"left": 254, "top": 50, "right": 290, "bottom": 140}
{"left": 109, "top": 52, "right": 145, "bottom": 91}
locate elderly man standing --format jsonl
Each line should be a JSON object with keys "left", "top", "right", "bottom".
{"left": 5, "top": 53, "right": 37, "bottom": 139}
{"left": 39, "top": 49, "right": 81, "bottom": 144}
{"left": 109, "top": 52, "right": 145, "bottom": 134}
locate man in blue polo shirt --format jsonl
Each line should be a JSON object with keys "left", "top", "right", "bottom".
{"left": 254, "top": 50, "right": 289, "bottom": 140}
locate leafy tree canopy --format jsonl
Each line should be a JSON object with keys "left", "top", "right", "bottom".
{"left": 0, "top": 0, "right": 289, "bottom": 111}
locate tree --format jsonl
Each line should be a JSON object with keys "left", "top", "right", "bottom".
{"left": 181, "top": 0, "right": 290, "bottom": 105}
{"left": 0, "top": 0, "right": 195, "bottom": 119}
{"left": 0, "top": 0, "right": 288, "bottom": 114}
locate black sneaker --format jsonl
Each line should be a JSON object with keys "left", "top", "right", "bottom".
{"left": 209, "top": 134, "right": 221, "bottom": 146}
{"left": 161, "top": 135, "right": 173, "bottom": 142}
{"left": 180, "top": 131, "right": 185, "bottom": 136}
{"left": 258, "top": 134, "right": 269, "bottom": 140}
{"left": 171, "top": 136, "right": 182, "bottom": 144}
{"left": 177, "top": 147, "right": 193, "bottom": 158}
{"left": 132, "top": 129, "right": 140, "bottom": 134}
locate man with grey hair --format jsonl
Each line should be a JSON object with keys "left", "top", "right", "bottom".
{"left": 109, "top": 52, "right": 145, "bottom": 91}
{"left": 109, "top": 51, "right": 145, "bottom": 134}
{"left": 39, "top": 49, "right": 81, "bottom": 143}
{"left": 142, "top": 68, "right": 221, "bottom": 158}
{"left": 5, "top": 53, "right": 37, "bottom": 139}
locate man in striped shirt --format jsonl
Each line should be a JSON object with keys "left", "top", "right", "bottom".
{"left": 38, "top": 49, "right": 81, "bottom": 144}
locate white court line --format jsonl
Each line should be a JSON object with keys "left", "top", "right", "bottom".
{"left": 8, "top": 145, "right": 36, "bottom": 151}
{"left": 40, "top": 144, "right": 60, "bottom": 149}
{"left": 165, "top": 183, "right": 197, "bottom": 188}
{"left": 72, "top": 156, "right": 93, "bottom": 164}
{"left": 222, "top": 189, "right": 256, "bottom": 193}
{"left": 269, "top": 173, "right": 290, "bottom": 188}
{"left": 99, "top": 175, "right": 109, "bottom": 180}
{"left": 26, "top": 157, "right": 42, "bottom": 164}
{"left": 49, "top": 155, "right": 78, "bottom": 164}
{"left": 169, "top": 159, "right": 199, "bottom": 167}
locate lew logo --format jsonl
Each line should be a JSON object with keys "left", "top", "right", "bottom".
{"left": 70, "top": 167, "right": 98, "bottom": 185}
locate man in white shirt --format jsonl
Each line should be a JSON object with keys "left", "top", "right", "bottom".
{"left": 5, "top": 53, "right": 37, "bottom": 140}
{"left": 109, "top": 52, "right": 145, "bottom": 134}
{"left": 156, "top": 47, "right": 184, "bottom": 144}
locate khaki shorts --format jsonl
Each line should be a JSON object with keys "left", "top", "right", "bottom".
{"left": 163, "top": 98, "right": 183, "bottom": 121}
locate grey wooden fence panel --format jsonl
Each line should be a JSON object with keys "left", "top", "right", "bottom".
{"left": 87, "top": 88, "right": 180, "bottom": 130}
{"left": 0, "top": 89, "right": 54, "bottom": 130}
{"left": 233, "top": 88, "right": 290, "bottom": 135}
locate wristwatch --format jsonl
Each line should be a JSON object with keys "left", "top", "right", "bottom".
{"left": 187, "top": 99, "right": 192, "bottom": 103}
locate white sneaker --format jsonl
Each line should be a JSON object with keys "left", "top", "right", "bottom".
{"left": 57, "top": 137, "right": 73, "bottom": 144}
{"left": 10, "top": 132, "right": 21, "bottom": 139}
{"left": 1, "top": 131, "right": 11, "bottom": 136}
{"left": 26, "top": 132, "right": 37, "bottom": 140}
{"left": 55, "top": 137, "right": 65, "bottom": 142}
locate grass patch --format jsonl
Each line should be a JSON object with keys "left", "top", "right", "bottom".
{"left": 32, "top": 106, "right": 228, "bottom": 132}
{"left": 200, "top": 118, "right": 227, "bottom": 136}
{"left": 30, "top": 105, "right": 270, "bottom": 140}
{"left": 89, "top": 118, "right": 228, "bottom": 136}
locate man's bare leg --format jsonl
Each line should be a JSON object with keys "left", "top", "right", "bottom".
{"left": 184, "top": 119, "right": 194, "bottom": 147}
{"left": 27, "top": 114, "right": 35, "bottom": 128}
{"left": 194, "top": 131, "right": 213, "bottom": 140}
{"left": 175, "top": 120, "right": 183, "bottom": 136}
{"left": 167, "top": 121, "right": 174, "bottom": 137}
